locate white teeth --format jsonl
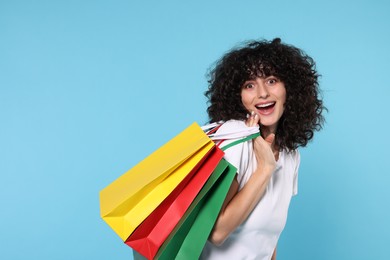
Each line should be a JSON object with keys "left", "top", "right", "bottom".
{"left": 256, "top": 102, "right": 275, "bottom": 108}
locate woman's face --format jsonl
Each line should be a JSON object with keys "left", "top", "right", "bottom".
{"left": 241, "top": 76, "right": 286, "bottom": 133}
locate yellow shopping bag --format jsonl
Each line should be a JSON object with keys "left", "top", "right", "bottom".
{"left": 99, "top": 122, "right": 215, "bottom": 241}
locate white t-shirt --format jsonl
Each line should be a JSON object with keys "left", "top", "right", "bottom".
{"left": 201, "top": 120, "right": 300, "bottom": 260}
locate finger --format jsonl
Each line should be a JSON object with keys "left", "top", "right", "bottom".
{"left": 264, "top": 133, "right": 275, "bottom": 146}
{"left": 250, "top": 111, "right": 259, "bottom": 127}
{"left": 245, "top": 114, "right": 250, "bottom": 126}
{"left": 253, "top": 113, "right": 260, "bottom": 126}
{"left": 249, "top": 111, "right": 256, "bottom": 127}
{"left": 245, "top": 111, "right": 255, "bottom": 127}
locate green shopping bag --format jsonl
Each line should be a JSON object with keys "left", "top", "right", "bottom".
{"left": 133, "top": 158, "right": 236, "bottom": 260}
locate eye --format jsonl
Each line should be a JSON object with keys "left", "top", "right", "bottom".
{"left": 266, "top": 77, "right": 279, "bottom": 85}
{"left": 243, "top": 82, "right": 255, "bottom": 89}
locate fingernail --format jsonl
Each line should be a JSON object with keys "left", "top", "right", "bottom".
{"left": 251, "top": 111, "right": 255, "bottom": 116}
{"left": 246, "top": 114, "right": 250, "bottom": 118}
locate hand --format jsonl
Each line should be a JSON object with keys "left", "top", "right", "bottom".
{"left": 246, "top": 111, "right": 276, "bottom": 172}
{"left": 253, "top": 133, "right": 276, "bottom": 172}
{"left": 245, "top": 111, "right": 259, "bottom": 128}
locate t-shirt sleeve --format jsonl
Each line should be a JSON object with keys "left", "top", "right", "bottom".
{"left": 292, "top": 150, "right": 300, "bottom": 196}
{"left": 214, "top": 120, "right": 253, "bottom": 185}
{"left": 222, "top": 141, "right": 243, "bottom": 167}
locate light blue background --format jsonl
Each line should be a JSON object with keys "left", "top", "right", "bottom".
{"left": 1, "top": 0, "right": 389, "bottom": 259}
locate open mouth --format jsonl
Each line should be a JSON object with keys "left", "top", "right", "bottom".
{"left": 255, "top": 102, "right": 276, "bottom": 112}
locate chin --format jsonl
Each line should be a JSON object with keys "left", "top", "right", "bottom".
{"left": 260, "top": 120, "right": 278, "bottom": 127}
{"left": 259, "top": 120, "right": 278, "bottom": 132}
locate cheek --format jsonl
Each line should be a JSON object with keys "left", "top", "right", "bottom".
{"left": 281, "top": 92, "right": 287, "bottom": 104}
{"left": 280, "top": 91, "right": 287, "bottom": 113}
{"left": 278, "top": 86, "right": 287, "bottom": 103}
{"left": 241, "top": 92, "right": 252, "bottom": 109}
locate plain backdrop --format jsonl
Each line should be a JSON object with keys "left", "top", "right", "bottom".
{"left": 1, "top": 0, "right": 389, "bottom": 259}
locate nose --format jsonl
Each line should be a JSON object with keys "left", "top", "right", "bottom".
{"left": 257, "top": 80, "right": 269, "bottom": 99}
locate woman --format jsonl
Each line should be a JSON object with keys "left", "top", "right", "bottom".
{"left": 200, "top": 38, "right": 325, "bottom": 260}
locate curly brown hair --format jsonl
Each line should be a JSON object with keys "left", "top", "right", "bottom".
{"left": 205, "top": 38, "right": 325, "bottom": 150}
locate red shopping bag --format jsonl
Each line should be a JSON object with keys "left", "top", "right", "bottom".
{"left": 125, "top": 146, "right": 224, "bottom": 259}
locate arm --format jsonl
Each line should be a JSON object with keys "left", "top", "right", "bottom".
{"left": 271, "top": 246, "right": 277, "bottom": 260}
{"left": 208, "top": 116, "right": 277, "bottom": 245}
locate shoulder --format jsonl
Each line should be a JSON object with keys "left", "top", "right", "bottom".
{"left": 217, "top": 119, "right": 247, "bottom": 133}
{"left": 279, "top": 149, "right": 300, "bottom": 169}
{"left": 216, "top": 120, "right": 248, "bottom": 156}
{"left": 214, "top": 120, "right": 255, "bottom": 179}
{"left": 215, "top": 119, "right": 253, "bottom": 151}
{"left": 282, "top": 148, "right": 300, "bottom": 160}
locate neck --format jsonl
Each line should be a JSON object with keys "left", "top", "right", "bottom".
{"left": 260, "top": 125, "right": 279, "bottom": 153}
{"left": 260, "top": 125, "right": 277, "bottom": 138}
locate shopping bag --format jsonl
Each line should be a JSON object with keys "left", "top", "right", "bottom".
{"left": 125, "top": 146, "right": 225, "bottom": 259}
{"left": 127, "top": 122, "right": 260, "bottom": 259}
{"left": 132, "top": 158, "right": 237, "bottom": 260}
{"left": 99, "top": 122, "right": 215, "bottom": 241}
{"left": 126, "top": 124, "right": 259, "bottom": 259}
